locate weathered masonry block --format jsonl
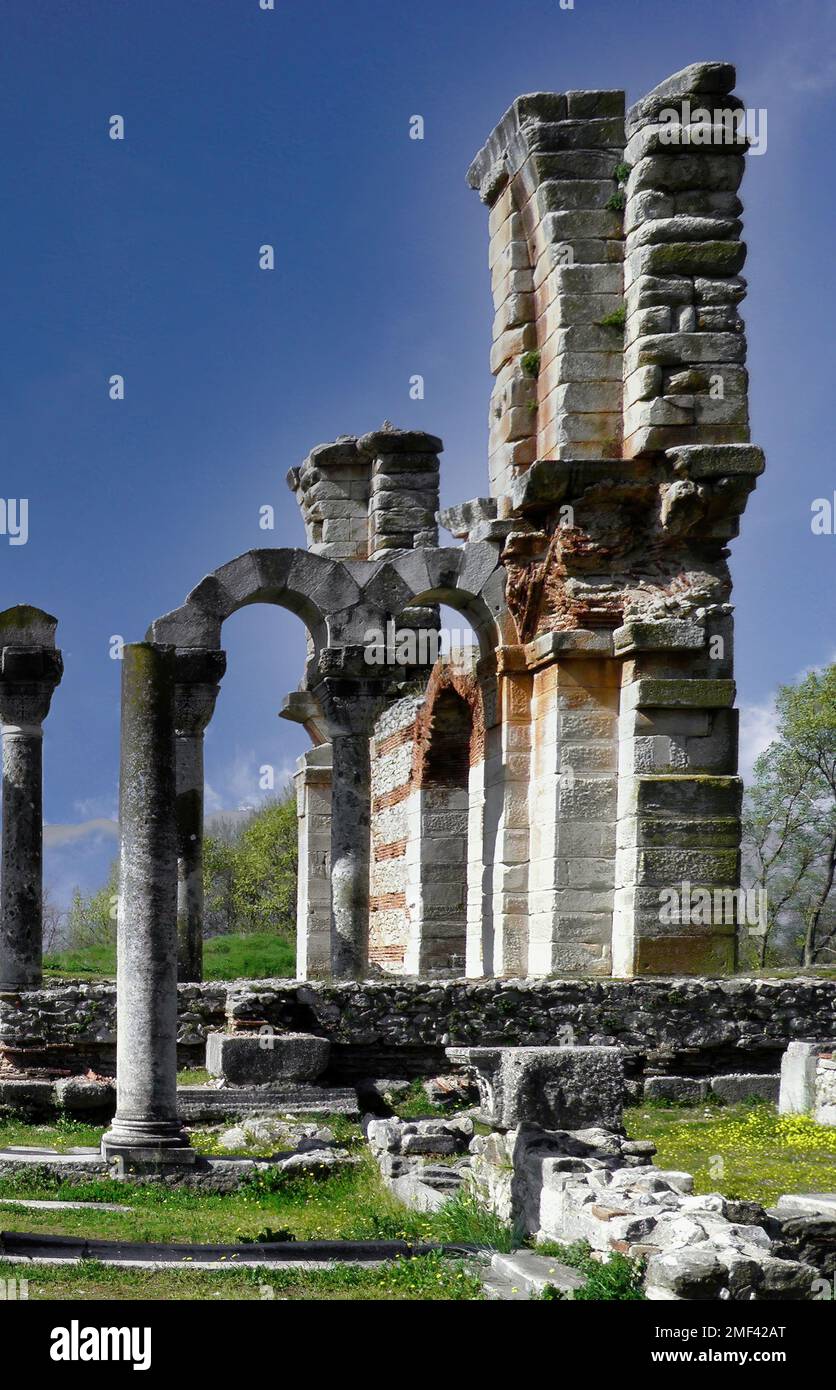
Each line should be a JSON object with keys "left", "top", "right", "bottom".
{"left": 287, "top": 425, "right": 442, "bottom": 561}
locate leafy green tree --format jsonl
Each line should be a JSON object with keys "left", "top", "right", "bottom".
{"left": 742, "top": 665, "right": 836, "bottom": 967}
{"left": 202, "top": 789, "right": 297, "bottom": 938}
{"left": 230, "top": 792, "right": 298, "bottom": 936}
{"left": 66, "top": 858, "right": 119, "bottom": 949}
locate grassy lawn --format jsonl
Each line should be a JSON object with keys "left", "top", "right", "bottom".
{"left": 43, "top": 932, "right": 296, "bottom": 982}
{"left": 626, "top": 1100, "right": 836, "bottom": 1206}
{"left": 0, "top": 1114, "right": 511, "bottom": 1254}
{"left": 0, "top": 1115, "right": 106, "bottom": 1152}
{"left": 0, "top": 1255, "right": 484, "bottom": 1301}
{"left": 177, "top": 1068, "right": 213, "bottom": 1086}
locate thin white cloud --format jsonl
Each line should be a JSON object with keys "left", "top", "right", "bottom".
{"left": 73, "top": 793, "right": 118, "bottom": 821}
{"left": 44, "top": 818, "right": 118, "bottom": 849}
{"left": 205, "top": 750, "right": 296, "bottom": 813}
{"left": 738, "top": 701, "right": 780, "bottom": 783}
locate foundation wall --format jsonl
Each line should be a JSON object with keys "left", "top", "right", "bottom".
{"left": 3, "top": 978, "right": 832, "bottom": 1083}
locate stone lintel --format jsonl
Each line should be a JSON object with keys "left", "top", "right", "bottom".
{"left": 667, "top": 443, "right": 766, "bottom": 481}
{"left": 509, "top": 458, "right": 655, "bottom": 516}
{"left": 624, "top": 677, "right": 735, "bottom": 710}
{"left": 613, "top": 619, "right": 705, "bottom": 656}
{"left": 526, "top": 629, "right": 615, "bottom": 667}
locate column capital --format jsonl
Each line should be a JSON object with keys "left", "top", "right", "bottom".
{"left": 173, "top": 647, "right": 226, "bottom": 736}
{"left": 0, "top": 646, "right": 63, "bottom": 726}
{"left": 312, "top": 646, "right": 396, "bottom": 735}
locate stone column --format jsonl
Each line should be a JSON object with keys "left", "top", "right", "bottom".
{"left": 102, "top": 642, "right": 193, "bottom": 1166}
{"left": 173, "top": 649, "right": 226, "bottom": 983}
{"left": 314, "top": 651, "right": 391, "bottom": 980}
{"left": 0, "top": 609, "right": 63, "bottom": 992}
{"left": 294, "top": 744, "right": 332, "bottom": 980}
{"left": 481, "top": 652, "right": 532, "bottom": 977}
{"left": 330, "top": 730, "right": 371, "bottom": 979}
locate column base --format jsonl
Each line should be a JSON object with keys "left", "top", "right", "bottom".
{"left": 101, "top": 1117, "right": 195, "bottom": 1166}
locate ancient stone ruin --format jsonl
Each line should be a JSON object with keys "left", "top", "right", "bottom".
{"left": 5, "top": 64, "right": 760, "bottom": 1125}
{"left": 4, "top": 61, "right": 812, "bottom": 1272}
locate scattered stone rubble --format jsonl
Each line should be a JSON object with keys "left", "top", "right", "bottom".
{"left": 467, "top": 1121, "right": 820, "bottom": 1300}
{"left": 211, "top": 1117, "right": 357, "bottom": 1173}
{"left": 364, "top": 1114, "right": 475, "bottom": 1211}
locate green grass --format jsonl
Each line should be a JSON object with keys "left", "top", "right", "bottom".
{"left": 44, "top": 932, "right": 296, "bottom": 982}
{"left": 0, "top": 1130, "right": 511, "bottom": 1253}
{"left": 0, "top": 1254, "right": 484, "bottom": 1301}
{"left": 535, "top": 1240, "right": 645, "bottom": 1300}
{"left": 390, "top": 1080, "right": 452, "bottom": 1121}
{"left": 625, "top": 1100, "right": 836, "bottom": 1206}
{"left": 0, "top": 1115, "right": 105, "bottom": 1152}
{"left": 176, "top": 1068, "right": 213, "bottom": 1086}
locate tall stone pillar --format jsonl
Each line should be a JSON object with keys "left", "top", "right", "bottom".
{"left": 330, "top": 729, "right": 371, "bottom": 979}
{"left": 612, "top": 616, "right": 742, "bottom": 977}
{"left": 315, "top": 651, "right": 391, "bottom": 980}
{"left": 173, "top": 649, "right": 226, "bottom": 983}
{"left": 102, "top": 643, "right": 193, "bottom": 1166}
{"left": 481, "top": 652, "right": 532, "bottom": 977}
{"left": 0, "top": 608, "right": 63, "bottom": 992}
{"left": 294, "top": 744, "right": 332, "bottom": 980}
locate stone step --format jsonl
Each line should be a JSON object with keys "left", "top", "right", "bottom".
{"left": 177, "top": 1085, "right": 359, "bottom": 1120}
{"left": 490, "top": 1250, "right": 586, "bottom": 1298}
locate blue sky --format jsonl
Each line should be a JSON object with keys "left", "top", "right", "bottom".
{"left": 1, "top": 0, "right": 834, "bottom": 906}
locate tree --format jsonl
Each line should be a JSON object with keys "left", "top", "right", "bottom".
{"left": 741, "top": 742, "right": 818, "bottom": 967}
{"left": 229, "top": 792, "right": 298, "bottom": 936}
{"left": 203, "top": 832, "right": 238, "bottom": 937}
{"left": 41, "top": 887, "right": 67, "bottom": 954}
{"left": 202, "top": 789, "right": 297, "bottom": 938}
{"left": 742, "top": 664, "right": 836, "bottom": 967}
{"left": 66, "top": 859, "right": 119, "bottom": 949}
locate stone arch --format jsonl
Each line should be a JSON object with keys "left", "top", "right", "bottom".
{"left": 146, "top": 548, "right": 366, "bottom": 663}
{"left": 359, "top": 543, "right": 516, "bottom": 660}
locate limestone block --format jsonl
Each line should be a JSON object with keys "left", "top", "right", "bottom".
{"left": 710, "top": 1073, "right": 780, "bottom": 1105}
{"left": 644, "top": 1076, "right": 708, "bottom": 1103}
{"left": 446, "top": 1045, "right": 623, "bottom": 1131}
{"left": 626, "top": 273, "right": 694, "bottom": 309}
{"left": 779, "top": 1042, "right": 820, "bottom": 1116}
{"left": 625, "top": 62, "right": 737, "bottom": 135}
{"left": 627, "top": 154, "right": 745, "bottom": 196}
{"left": 540, "top": 209, "right": 623, "bottom": 242}
{"left": 206, "top": 1032, "right": 330, "bottom": 1085}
